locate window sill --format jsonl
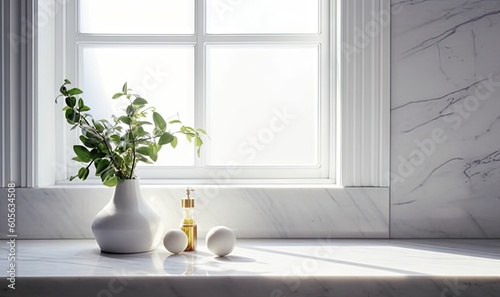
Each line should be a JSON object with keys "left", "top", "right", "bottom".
{"left": 2, "top": 239, "right": 499, "bottom": 296}
{"left": 51, "top": 178, "right": 340, "bottom": 188}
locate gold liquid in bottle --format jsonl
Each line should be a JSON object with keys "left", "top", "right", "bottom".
{"left": 181, "top": 188, "right": 197, "bottom": 251}
{"left": 181, "top": 220, "right": 197, "bottom": 251}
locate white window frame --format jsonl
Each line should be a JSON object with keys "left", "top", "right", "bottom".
{"left": 56, "top": 0, "right": 332, "bottom": 184}
{"left": 2, "top": 0, "right": 390, "bottom": 189}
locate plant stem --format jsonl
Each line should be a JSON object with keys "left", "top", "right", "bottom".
{"left": 129, "top": 128, "right": 136, "bottom": 180}
{"left": 86, "top": 160, "right": 94, "bottom": 170}
{"left": 134, "top": 135, "right": 158, "bottom": 143}
{"left": 128, "top": 102, "right": 136, "bottom": 179}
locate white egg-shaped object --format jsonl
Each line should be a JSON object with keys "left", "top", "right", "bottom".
{"left": 163, "top": 229, "right": 188, "bottom": 254}
{"left": 206, "top": 226, "right": 236, "bottom": 257}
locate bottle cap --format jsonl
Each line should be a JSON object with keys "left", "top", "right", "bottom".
{"left": 181, "top": 188, "right": 195, "bottom": 208}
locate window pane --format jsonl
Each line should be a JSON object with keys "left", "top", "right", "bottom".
{"left": 79, "top": 45, "right": 194, "bottom": 166}
{"left": 79, "top": 0, "right": 194, "bottom": 34}
{"left": 206, "top": 0, "right": 319, "bottom": 34}
{"left": 206, "top": 45, "right": 319, "bottom": 166}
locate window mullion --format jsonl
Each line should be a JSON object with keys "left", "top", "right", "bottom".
{"left": 203, "top": 35, "right": 322, "bottom": 43}
{"left": 73, "top": 35, "right": 197, "bottom": 44}
{"left": 194, "top": 0, "right": 206, "bottom": 168}
{"left": 319, "top": 0, "right": 331, "bottom": 179}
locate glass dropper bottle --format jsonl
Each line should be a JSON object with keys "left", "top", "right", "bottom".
{"left": 181, "top": 188, "right": 197, "bottom": 251}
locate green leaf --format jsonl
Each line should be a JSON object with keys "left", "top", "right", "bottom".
{"left": 153, "top": 127, "right": 163, "bottom": 137}
{"left": 100, "top": 168, "right": 115, "bottom": 183}
{"left": 81, "top": 126, "right": 101, "bottom": 140}
{"left": 152, "top": 112, "right": 166, "bottom": 131}
{"left": 103, "top": 175, "right": 118, "bottom": 187}
{"left": 135, "top": 112, "right": 147, "bottom": 119}
{"left": 65, "top": 109, "right": 80, "bottom": 124}
{"left": 158, "top": 132, "right": 175, "bottom": 145}
{"left": 123, "top": 149, "right": 133, "bottom": 167}
{"left": 62, "top": 106, "right": 71, "bottom": 111}
{"left": 125, "top": 130, "right": 134, "bottom": 142}
{"left": 59, "top": 80, "right": 72, "bottom": 96}
{"left": 65, "top": 96, "right": 76, "bottom": 108}
{"left": 126, "top": 104, "right": 135, "bottom": 116}
{"left": 65, "top": 108, "right": 73, "bottom": 119}
{"left": 122, "top": 82, "right": 128, "bottom": 94}
{"left": 133, "top": 98, "right": 148, "bottom": 106}
{"left": 78, "top": 167, "right": 90, "bottom": 180}
{"left": 135, "top": 138, "right": 149, "bottom": 145}
{"left": 134, "top": 126, "right": 148, "bottom": 137}
{"left": 67, "top": 88, "right": 83, "bottom": 96}
{"left": 136, "top": 146, "right": 150, "bottom": 156}
{"left": 112, "top": 93, "right": 123, "bottom": 99}
{"left": 95, "top": 159, "right": 111, "bottom": 175}
{"left": 80, "top": 105, "right": 91, "bottom": 112}
{"left": 80, "top": 135, "right": 100, "bottom": 148}
{"left": 138, "top": 121, "right": 152, "bottom": 126}
{"left": 138, "top": 155, "right": 153, "bottom": 164}
{"left": 114, "top": 154, "right": 124, "bottom": 167}
{"left": 118, "top": 116, "right": 132, "bottom": 125}
{"left": 186, "top": 134, "right": 192, "bottom": 143}
{"left": 101, "top": 120, "right": 112, "bottom": 130}
{"left": 69, "top": 175, "right": 77, "bottom": 181}
{"left": 168, "top": 119, "right": 182, "bottom": 124}
{"left": 195, "top": 136, "right": 203, "bottom": 147}
{"left": 197, "top": 128, "right": 208, "bottom": 135}
{"left": 110, "top": 134, "right": 121, "bottom": 144}
{"left": 78, "top": 98, "right": 84, "bottom": 109}
{"left": 93, "top": 120, "right": 105, "bottom": 133}
{"left": 90, "top": 149, "right": 106, "bottom": 160}
{"left": 181, "top": 126, "right": 196, "bottom": 134}
{"left": 171, "top": 136, "right": 178, "bottom": 148}
{"left": 60, "top": 85, "right": 69, "bottom": 96}
{"left": 98, "top": 142, "right": 108, "bottom": 153}
{"left": 73, "top": 145, "right": 91, "bottom": 163}
{"left": 148, "top": 143, "right": 158, "bottom": 162}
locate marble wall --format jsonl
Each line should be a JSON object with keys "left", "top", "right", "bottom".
{"left": 0, "top": 187, "right": 389, "bottom": 239}
{"left": 391, "top": 0, "right": 500, "bottom": 237}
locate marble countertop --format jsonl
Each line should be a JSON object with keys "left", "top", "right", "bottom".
{"left": 2, "top": 239, "right": 500, "bottom": 296}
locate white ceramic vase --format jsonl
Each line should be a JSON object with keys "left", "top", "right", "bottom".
{"left": 91, "top": 178, "right": 164, "bottom": 253}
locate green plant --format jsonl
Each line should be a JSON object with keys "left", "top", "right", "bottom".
{"left": 56, "top": 79, "right": 206, "bottom": 187}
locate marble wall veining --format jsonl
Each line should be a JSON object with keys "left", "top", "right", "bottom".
{"left": 391, "top": 0, "right": 500, "bottom": 237}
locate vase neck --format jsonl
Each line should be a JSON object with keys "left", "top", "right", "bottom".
{"left": 112, "top": 179, "right": 142, "bottom": 208}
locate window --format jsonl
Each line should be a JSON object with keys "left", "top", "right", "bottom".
{"left": 57, "top": 0, "right": 332, "bottom": 183}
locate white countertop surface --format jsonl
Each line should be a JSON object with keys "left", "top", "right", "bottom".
{"left": 2, "top": 239, "right": 500, "bottom": 296}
